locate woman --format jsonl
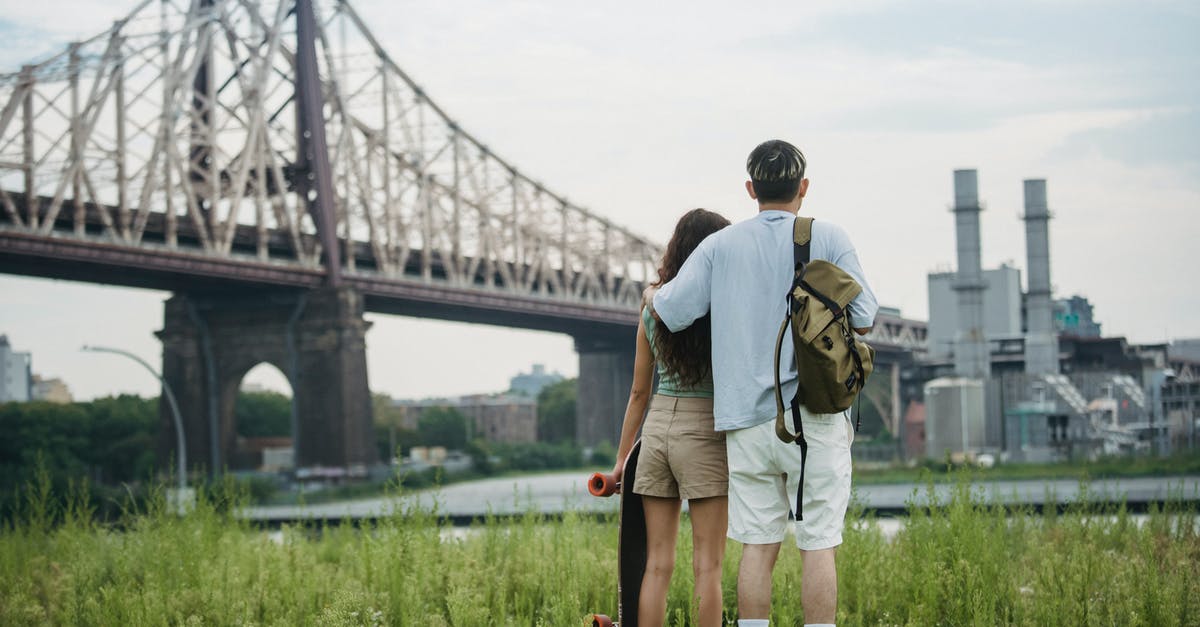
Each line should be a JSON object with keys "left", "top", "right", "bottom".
{"left": 610, "top": 208, "right": 731, "bottom": 627}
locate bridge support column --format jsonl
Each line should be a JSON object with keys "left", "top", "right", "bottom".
{"left": 575, "top": 333, "right": 636, "bottom": 448}
{"left": 157, "top": 287, "right": 377, "bottom": 475}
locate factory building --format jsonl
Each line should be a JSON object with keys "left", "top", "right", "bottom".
{"left": 905, "top": 170, "right": 1192, "bottom": 464}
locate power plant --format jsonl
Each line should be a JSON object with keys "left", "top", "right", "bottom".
{"left": 904, "top": 170, "right": 1198, "bottom": 464}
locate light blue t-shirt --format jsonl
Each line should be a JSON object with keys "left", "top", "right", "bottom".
{"left": 653, "top": 210, "right": 878, "bottom": 432}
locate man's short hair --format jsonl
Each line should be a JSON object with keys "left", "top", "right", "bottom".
{"left": 746, "top": 139, "right": 807, "bottom": 203}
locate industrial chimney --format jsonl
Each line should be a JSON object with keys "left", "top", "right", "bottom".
{"left": 1023, "top": 179, "right": 1059, "bottom": 374}
{"left": 952, "top": 170, "right": 991, "bottom": 380}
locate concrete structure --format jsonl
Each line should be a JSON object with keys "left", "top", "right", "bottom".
{"left": 924, "top": 377, "right": 986, "bottom": 459}
{"left": 1023, "top": 179, "right": 1059, "bottom": 375}
{"left": 902, "top": 400, "right": 927, "bottom": 460}
{"left": 1162, "top": 378, "right": 1200, "bottom": 452}
{"left": 1055, "top": 295, "right": 1102, "bottom": 338}
{"left": 158, "top": 288, "right": 377, "bottom": 475}
{"left": 951, "top": 170, "right": 991, "bottom": 381}
{"left": 509, "top": 364, "right": 564, "bottom": 398}
{"left": 31, "top": 375, "right": 72, "bottom": 403}
{"left": 576, "top": 336, "right": 636, "bottom": 447}
{"left": 0, "top": 335, "right": 32, "bottom": 402}
{"left": 928, "top": 264, "right": 1023, "bottom": 358}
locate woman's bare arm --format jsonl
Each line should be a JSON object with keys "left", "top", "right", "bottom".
{"left": 611, "top": 314, "right": 656, "bottom": 485}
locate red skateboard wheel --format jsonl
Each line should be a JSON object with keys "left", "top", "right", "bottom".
{"left": 588, "top": 472, "right": 619, "bottom": 497}
{"left": 591, "top": 614, "right": 614, "bottom": 627}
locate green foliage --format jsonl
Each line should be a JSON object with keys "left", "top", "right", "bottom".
{"left": 0, "top": 396, "right": 158, "bottom": 521}
{"left": 857, "top": 451, "right": 1200, "bottom": 485}
{"left": 372, "top": 393, "right": 420, "bottom": 461}
{"left": 417, "top": 406, "right": 468, "bottom": 450}
{"left": 84, "top": 395, "right": 158, "bottom": 483}
{"left": 465, "top": 439, "right": 496, "bottom": 476}
{"left": 588, "top": 439, "right": 616, "bottom": 467}
{"left": 234, "top": 390, "right": 292, "bottom": 437}
{"left": 537, "top": 378, "right": 577, "bottom": 443}
{"left": 490, "top": 441, "right": 583, "bottom": 472}
{"left": 0, "top": 477, "right": 1196, "bottom": 625}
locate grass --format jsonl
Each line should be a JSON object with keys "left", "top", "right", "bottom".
{"left": 1, "top": 471, "right": 1197, "bottom": 626}
{"left": 853, "top": 451, "right": 1200, "bottom": 485}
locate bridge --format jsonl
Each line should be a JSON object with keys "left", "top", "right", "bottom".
{"left": 0, "top": 0, "right": 927, "bottom": 473}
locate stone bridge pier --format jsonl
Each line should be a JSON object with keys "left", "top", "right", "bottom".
{"left": 574, "top": 332, "right": 636, "bottom": 449}
{"left": 157, "top": 287, "right": 377, "bottom": 475}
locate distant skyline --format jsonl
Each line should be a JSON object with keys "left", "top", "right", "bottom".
{"left": 1, "top": 0, "right": 1197, "bottom": 400}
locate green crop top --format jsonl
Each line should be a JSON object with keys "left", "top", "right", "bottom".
{"left": 641, "top": 306, "right": 715, "bottom": 398}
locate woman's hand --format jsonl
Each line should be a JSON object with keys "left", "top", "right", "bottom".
{"left": 610, "top": 459, "right": 625, "bottom": 494}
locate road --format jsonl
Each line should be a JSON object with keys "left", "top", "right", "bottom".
{"left": 241, "top": 473, "right": 1200, "bottom": 525}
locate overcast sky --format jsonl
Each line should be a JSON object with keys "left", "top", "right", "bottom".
{"left": 1, "top": 0, "right": 1197, "bottom": 401}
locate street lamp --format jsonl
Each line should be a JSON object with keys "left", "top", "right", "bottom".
{"left": 81, "top": 345, "right": 187, "bottom": 494}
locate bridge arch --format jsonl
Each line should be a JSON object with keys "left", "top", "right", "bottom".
{"left": 158, "top": 288, "right": 376, "bottom": 475}
{"left": 228, "top": 363, "right": 294, "bottom": 471}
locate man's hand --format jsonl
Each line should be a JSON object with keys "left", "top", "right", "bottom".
{"left": 854, "top": 327, "right": 873, "bottom": 336}
{"left": 641, "top": 285, "right": 660, "bottom": 318}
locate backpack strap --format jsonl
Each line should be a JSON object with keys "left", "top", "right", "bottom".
{"left": 772, "top": 216, "right": 814, "bottom": 520}
{"left": 793, "top": 216, "right": 813, "bottom": 271}
{"left": 774, "top": 217, "right": 814, "bottom": 445}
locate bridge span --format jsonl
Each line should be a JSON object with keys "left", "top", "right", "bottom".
{"left": 0, "top": 0, "right": 925, "bottom": 474}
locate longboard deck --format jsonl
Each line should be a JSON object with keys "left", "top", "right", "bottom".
{"left": 590, "top": 439, "right": 646, "bottom": 627}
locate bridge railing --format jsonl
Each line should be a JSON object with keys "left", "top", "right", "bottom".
{"left": 0, "top": 0, "right": 661, "bottom": 310}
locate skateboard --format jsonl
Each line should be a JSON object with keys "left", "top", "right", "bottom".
{"left": 587, "top": 439, "right": 646, "bottom": 627}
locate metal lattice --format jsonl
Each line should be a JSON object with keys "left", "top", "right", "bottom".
{"left": 0, "top": 0, "right": 661, "bottom": 308}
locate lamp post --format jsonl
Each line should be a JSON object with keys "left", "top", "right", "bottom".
{"left": 81, "top": 345, "right": 187, "bottom": 492}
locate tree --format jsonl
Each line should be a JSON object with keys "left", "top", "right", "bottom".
{"left": 234, "top": 391, "right": 291, "bottom": 437}
{"left": 373, "top": 393, "right": 418, "bottom": 460}
{"left": 84, "top": 395, "right": 157, "bottom": 483}
{"left": 418, "top": 406, "right": 468, "bottom": 450}
{"left": 537, "top": 378, "right": 577, "bottom": 443}
{"left": 0, "top": 395, "right": 159, "bottom": 521}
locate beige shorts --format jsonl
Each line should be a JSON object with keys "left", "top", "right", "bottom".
{"left": 726, "top": 408, "right": 854, "bottom": 550}
{"left": 633, "top": 395, "right": 728, "bottom": 500}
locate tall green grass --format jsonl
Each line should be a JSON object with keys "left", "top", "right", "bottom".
{"left": 1, "top": 473, "right": 1196, "bottom": 625}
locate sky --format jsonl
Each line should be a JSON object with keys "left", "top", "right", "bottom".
{"left": 0, "top": 0, "right": 1197, "bottom": 401}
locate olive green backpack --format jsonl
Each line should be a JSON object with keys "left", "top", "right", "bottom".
{"left": 772, "top": 217, "right": 874, "bottom": 518}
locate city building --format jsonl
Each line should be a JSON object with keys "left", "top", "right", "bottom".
{"left": 31, "top": 375, "right": 73, "bottom": 404}
{"left": 509, "top": 364, "right": 564, "bottom": 398}
{"left": 1169, "top": 339, "right": 1200, "bottom": 363}
{"left": 927, "top": 264, "right": 1023, "bottom": 359}
{"left": 457, "top": 393, "right": 539, "bottom": 443}
{"left": 0, "top": 335, "right": 32, "bottom": 402}
{"left": 1162, "top": 378, "right": 1200, "bottom": 452}
{"left": 1054, "top": 295, "right": 1102, "bottom": 337}
{"left": 394, "top": 393, "right": 538, "bottom": 445}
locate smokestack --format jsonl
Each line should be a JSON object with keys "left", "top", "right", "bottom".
{"left": 1023, "top": 179, "right": 1059, "bottom": 374}
{"left": 952, "top": 169, "right": 990, "bottom": 380}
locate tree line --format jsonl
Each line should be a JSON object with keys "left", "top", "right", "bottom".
{"left": 0, "top": 379, "right": 599, "bottom": 517}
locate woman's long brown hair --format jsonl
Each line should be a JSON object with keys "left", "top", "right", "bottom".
{"left": 651, "top": 208, "right": 731, "bottom": 388}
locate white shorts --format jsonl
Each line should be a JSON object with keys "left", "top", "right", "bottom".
{"left": 725, "top": 409, "right": 854, "bottom": 550}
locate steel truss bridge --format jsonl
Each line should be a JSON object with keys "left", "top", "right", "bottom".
{"left": 0, "top": 0, "right": 928, "bottom": 467}
{"left": 0, "top": 0, "right": 664, "bottom": 334}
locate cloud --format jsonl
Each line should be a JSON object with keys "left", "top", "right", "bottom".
{"left": 1055, "top": 107, "right": 1200, "bottom": 170}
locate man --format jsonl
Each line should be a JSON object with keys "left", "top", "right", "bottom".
{"left": 645, "top": 139, "right": 877, "bottom": 627}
